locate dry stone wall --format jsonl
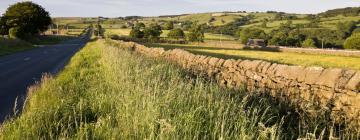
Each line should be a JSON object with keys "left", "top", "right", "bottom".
{"left": 107, "top": 39, "right": 360, "bottom": 127}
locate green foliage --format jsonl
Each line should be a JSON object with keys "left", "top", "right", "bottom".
{"left": 143, "top": 23, "right": 162, "bottom": 41}
{"left": 163, "top": 21, "right": 174, "bottom": 30}
{"left": 0, "top": 16, "right": 8, "bottom": 35}
{"left": 321, "top": 7, "right": 360, "bottom": 17}
{"left": 129, "top": 28, "right": 144, "bottom": 39}
{"left": 239, "top": 28, "right": 267, "bottom": 44}
{"left": 94, "top": 24, "right": 104, "bottom": 37}
{"left": 167, "top": 28, "right": 185, "bottom": 40}
{"left": 302, "top": 38, "right": 317, "bottom": 48}
{"left": 2, "top": 1, "right": 51, "bottom": 38}
{"left": 188, "top": 23, "right": 205, "bottom": 42}
{"left": 130, "top": 22, "right": 146, "bottom": 39}
{"left": 134, "top": 22, "right": 145, "bottom": 30}
{"left": 336, "top": 21, "right": 358, "bottom": 38}
{"left": 352, "top": 28, "right": 360, "bottom": 35}
{"left": 205, "top": 16, "right": 252, "bottom": 36}
{"left": 8, "top": 27, "right": 22, "bottom": 39}
{"left": 344, "top": 33, "right": 360, "bottom": 50}
{"left": 2, "top": 40, "right": 358, "bottom": 139}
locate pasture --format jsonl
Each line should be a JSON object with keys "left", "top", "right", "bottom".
{"left": 147, "top": 43, "right": 360, "bottom": 71}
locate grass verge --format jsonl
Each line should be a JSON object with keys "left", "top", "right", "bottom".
{"left": 0, "top": 38, "right": 35, "bottom": 56}
{"left": 0, "top": 39, "right": 358, "bottom": 139}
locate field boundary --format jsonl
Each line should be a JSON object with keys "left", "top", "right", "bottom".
{"left": 264, "top": 46, "right": 360, "bottom": 57}
{"left": 106, "top": 39, "right": 360, "bottom": 128}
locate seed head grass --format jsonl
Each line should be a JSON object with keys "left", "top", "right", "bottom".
{"left": 0, "top": 40, "right": 358, "bottom": 139}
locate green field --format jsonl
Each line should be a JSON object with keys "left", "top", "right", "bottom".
{"left": 147, "top": 43, "right": 360, "bottom": 71}
{"left": 1, "top": 39, "right": 357, "bottom": 139}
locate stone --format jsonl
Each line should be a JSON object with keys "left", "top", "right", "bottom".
{"left": 346, "top": 71, "right": 360, "bottom": 91}
{"left": 223, "top": 59, "right": 235, "bottom": 68}
{"left": 316, "top": 68, "right": 343, "bottom": 88}
{"left": 208, "top": 57, "right": 220, "bottom": 66}
{"left": 336, "top": 70, "right": 357, "bottom": 89}
{"left": 303, "top": 67, "right": 324, "bottom": 85}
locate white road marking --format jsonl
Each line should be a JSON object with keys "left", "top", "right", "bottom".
{"left": 24, "top": 57, "right": 31, "bottom": 61}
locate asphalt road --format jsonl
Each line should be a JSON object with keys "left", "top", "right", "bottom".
{"left": 0, "top": 31, "right": 91, "bottom": 123}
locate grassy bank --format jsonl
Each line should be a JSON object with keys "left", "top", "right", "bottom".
{"left": 1, "top": 40, "right": 358, "bottom": 139}
{"left": 0, "top": 38, "right": 35, "bottom": 56}
{"left": 27, "top": 35, "right": 77, "bottom": 45}
{"left": 147, "top": 43, "right": 360, "bottom": 71}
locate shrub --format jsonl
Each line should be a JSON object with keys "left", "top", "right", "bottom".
{"left": 301, "top": 38, "right": 317, "bottom": 48}
{"left": 167, "top": 28, "right": 185, "bottom": 40}
{"left": 8, "top": 27, "right": 22, "bottom": 39}
{"left": 239, "top": 28, "right": 266, "bottom": 44}
{"left": 129, "top": 28, "right": 144, "bottom": 39}
{"left": 344, "top": 34, "right": 360, "bottom": 50}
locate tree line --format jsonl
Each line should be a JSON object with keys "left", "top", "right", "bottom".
{"left": 129, "top": 21, "right": 205, "bottom": 42}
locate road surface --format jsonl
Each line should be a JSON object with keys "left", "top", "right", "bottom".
{"left": 0, "top": 31, "right": 91, "bottom": 123}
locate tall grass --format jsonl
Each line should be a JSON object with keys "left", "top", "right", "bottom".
{"left": 0, "top": 40, "right": 358, "bottom": 139}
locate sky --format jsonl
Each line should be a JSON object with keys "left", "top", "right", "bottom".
{"left": 0, "top": 0, "right": 359, "bottom": 17}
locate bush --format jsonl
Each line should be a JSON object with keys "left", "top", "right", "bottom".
{"left": 239, "top": 28, "right": 266, "bottom": 44}
{"left": 8, "top": 27, "right": 22, "bottom": 39}
{"left": 129, "top": 28, "right": 144, "bottom": 39}
{"left": 167, "top": 28, "right": 185, "bottom": 40}
{"left": 344, "top": 34, "right": 360, "bottom": 50}
{"left": 301, "top": 38, "right": 317, "bottom": 48}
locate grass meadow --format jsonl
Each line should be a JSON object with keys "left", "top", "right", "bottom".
{"left": 105, "top": 28, "right": 360, "bottom": 70}
{"left": 0, "top": 39, "right": 358, "bottom": 139}
{"left": 147, "top": 43, "right": 360, "bottom": 71}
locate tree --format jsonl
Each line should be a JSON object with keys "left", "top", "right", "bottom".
{"left": 2, "top": 1, "right": 51, "bottom": 38}
{"left": 344, "top": 33, "right": 360, "bottom": 50}
{"left": 336, "top": 21, "right": 357, "bottom": 38}
{"left": 163, "top": 21, "right": 174, "bottom": 30}
{"left": 239, "top": 28, "right": 267, "bottom": 44}
{"left": 130, "top": 28, "right": 144, "bottom": 39}
{"left": 167, "top": 28, "right": 185, "bottom": 40}
{"left": 188, "top": 23, "right": 205, "bottom": 42}
{"left": 302, "top": 38, "right": 317, "bottom": 48}
{"left": 134, "top": 22, "right": 145, "bottom": 30}
{"left": 0, "top": 16, "right": 8, "bottom": 35}
{"left": 130, "top": 22, "right": 145, "bottom": 39}
{"left": 143, "top": 23, "right": 162, "bottom": 41}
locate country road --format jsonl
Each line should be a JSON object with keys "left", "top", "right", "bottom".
{"left": 0, "top": 30, "right": 91, "bottom": 123}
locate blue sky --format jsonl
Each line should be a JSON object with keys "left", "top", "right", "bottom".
{"left": 0, "top": 0, "right": 359, "bottom": 17}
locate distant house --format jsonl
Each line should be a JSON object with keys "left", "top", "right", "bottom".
{"left": 246, "top": 39, "right": 266, "bottom": 48}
